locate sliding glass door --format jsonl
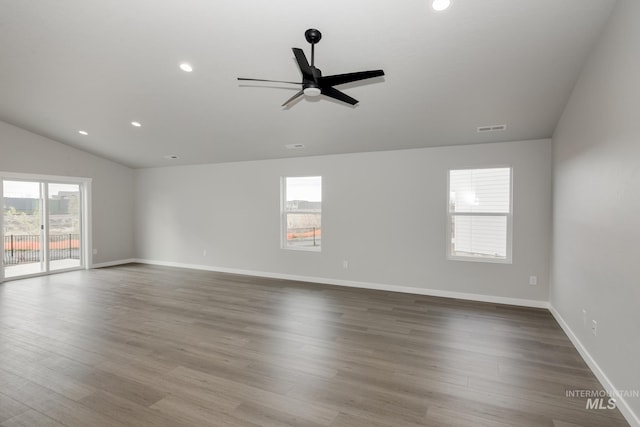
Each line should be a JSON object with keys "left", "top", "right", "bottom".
{"left": 2, "top": 177, "right": 87, "bottom": 280}
{"left": 48, "top": 183, "right": 82, "bottom": 272}
{"left": 3, "top": 180, "right": 45, "bottom": 278}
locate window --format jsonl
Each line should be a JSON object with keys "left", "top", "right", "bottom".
{"left": 447, "top": 167, "right": 512, "bottom": 263}
{"left": 282, "top": 176, "right": 321, "bottom": 251}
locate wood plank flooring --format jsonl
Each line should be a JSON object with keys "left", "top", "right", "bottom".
{"left": 0, "top": 264, "right": 629, "bottom": 426}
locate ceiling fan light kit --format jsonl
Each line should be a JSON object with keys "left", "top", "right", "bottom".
{"left": 238, "top": 29, "right": 385, "bottom": 107}
{"left": 303, "top": 87, "right": 321, "bottom": 97}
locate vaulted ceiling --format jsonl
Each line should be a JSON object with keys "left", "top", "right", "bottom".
{"left": 0, "top": 0, "right": 615, "bottom": 168}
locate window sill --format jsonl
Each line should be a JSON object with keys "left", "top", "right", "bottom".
{"left": 448, "top": 255, "right": 512, "bottom": 264}
{"left": 282, "top": 246, "right": 321, "bottom": 253}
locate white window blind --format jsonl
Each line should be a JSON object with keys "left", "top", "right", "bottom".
{"left": 448, "top": 167, "right": 512, "bottom": 263}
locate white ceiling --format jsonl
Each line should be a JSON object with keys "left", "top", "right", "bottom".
{"left": 0, "top": 0, "right": 615, "bottom": 168}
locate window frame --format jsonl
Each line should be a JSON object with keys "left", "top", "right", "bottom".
{"left": 446, "top": 166, "right": 513, "bottom": 264}
{"left": 281, "top": 175, "right": 322, "bottom": 252}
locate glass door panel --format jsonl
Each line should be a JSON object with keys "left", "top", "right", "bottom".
{"left": 3, "top": 180, "right": 45, "bottom": 278}
{"left": 48, "top": 183, "right": 82, "bottom": 271}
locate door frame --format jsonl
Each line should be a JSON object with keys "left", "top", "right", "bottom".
{"left": 1, "top": 172, "right": 92, "bottom": 283}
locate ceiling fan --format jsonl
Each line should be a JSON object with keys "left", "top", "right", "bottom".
{"left": 237, "top": 29, "right": 385, "bottom": 107}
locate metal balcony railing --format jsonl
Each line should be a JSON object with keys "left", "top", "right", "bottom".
{"left": 3, "top": 234, "right": 80, "bottom": 265}
{"left": 286, "top": 227, "right": 321, "bottom": 247}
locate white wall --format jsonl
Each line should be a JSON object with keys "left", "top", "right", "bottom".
{"left": 551, "top": 0, "right": 640, "bottom": 422}
{"left": 135, "top": 139, "right": 551, "bottom": 304}
{"left": 0, "top": 120, "right": 135, "bottom": 266}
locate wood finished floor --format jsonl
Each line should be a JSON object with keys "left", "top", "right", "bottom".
{"left": 0, "top": 264, "right": 629, "bottom": 427}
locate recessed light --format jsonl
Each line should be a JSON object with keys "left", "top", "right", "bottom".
{"left": 131, "top": 121, "right": 142, "bottom": 127}
{"left": 179, "top": 63, "right": 193, "bottom": 72}
{"left": 163, "top": 155, "right": 179, "bottom": 160}
{"left": 78, "top": 130, "right": 88, "bottom": 136}
{"left": 432, "top": 0, "right": 451, "bottom": 11}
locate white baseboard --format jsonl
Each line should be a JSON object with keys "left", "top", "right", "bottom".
{"left": 92, "top": 258, "right": 137, "bottom": 269}
{"left": 132, "top": 258, "right": 549, "bottom": 309}
{"left": 549, "top": 305, "right": 640, "bottom": 427}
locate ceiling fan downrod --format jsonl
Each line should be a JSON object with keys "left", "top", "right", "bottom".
{"left": 304, "top": 28, "right": 322, "bottom": 67}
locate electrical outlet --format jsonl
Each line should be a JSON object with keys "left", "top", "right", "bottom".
{"left": 92, "top": 248, "right": 98, "bottom": 255}
{"left": 582, "top": 309, "right": 587, "bottom": 326}
{"left": 203, "top": 249, "right": 207, "bottom": 257}
{"left": 529, "top": 275, "right": 538, "bottom": 285}
{"left": 342, "top": 260, "right": 349, "bottom": 269}
{"left": 591, "top": 320, "right": 597, "bottom": 336}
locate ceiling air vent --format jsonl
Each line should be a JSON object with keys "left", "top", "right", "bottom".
{"left": 477, "top": 124, "right": 507, "bottom": 133}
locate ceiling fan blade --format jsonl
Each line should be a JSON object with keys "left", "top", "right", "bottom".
{"left": 321, "top": 86, "right": 358, "bottom": 105}
{"left": 319, "top": 70, "right": 385, "bottom": 87}
{"left": 282, "top": 90, "right": 304, "bottom": 107}
{"left": 292, "top": 48, "right": 314, "bottom": 81}
{"left": 237, "top": 78, "right": 301, "bottom": 85}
